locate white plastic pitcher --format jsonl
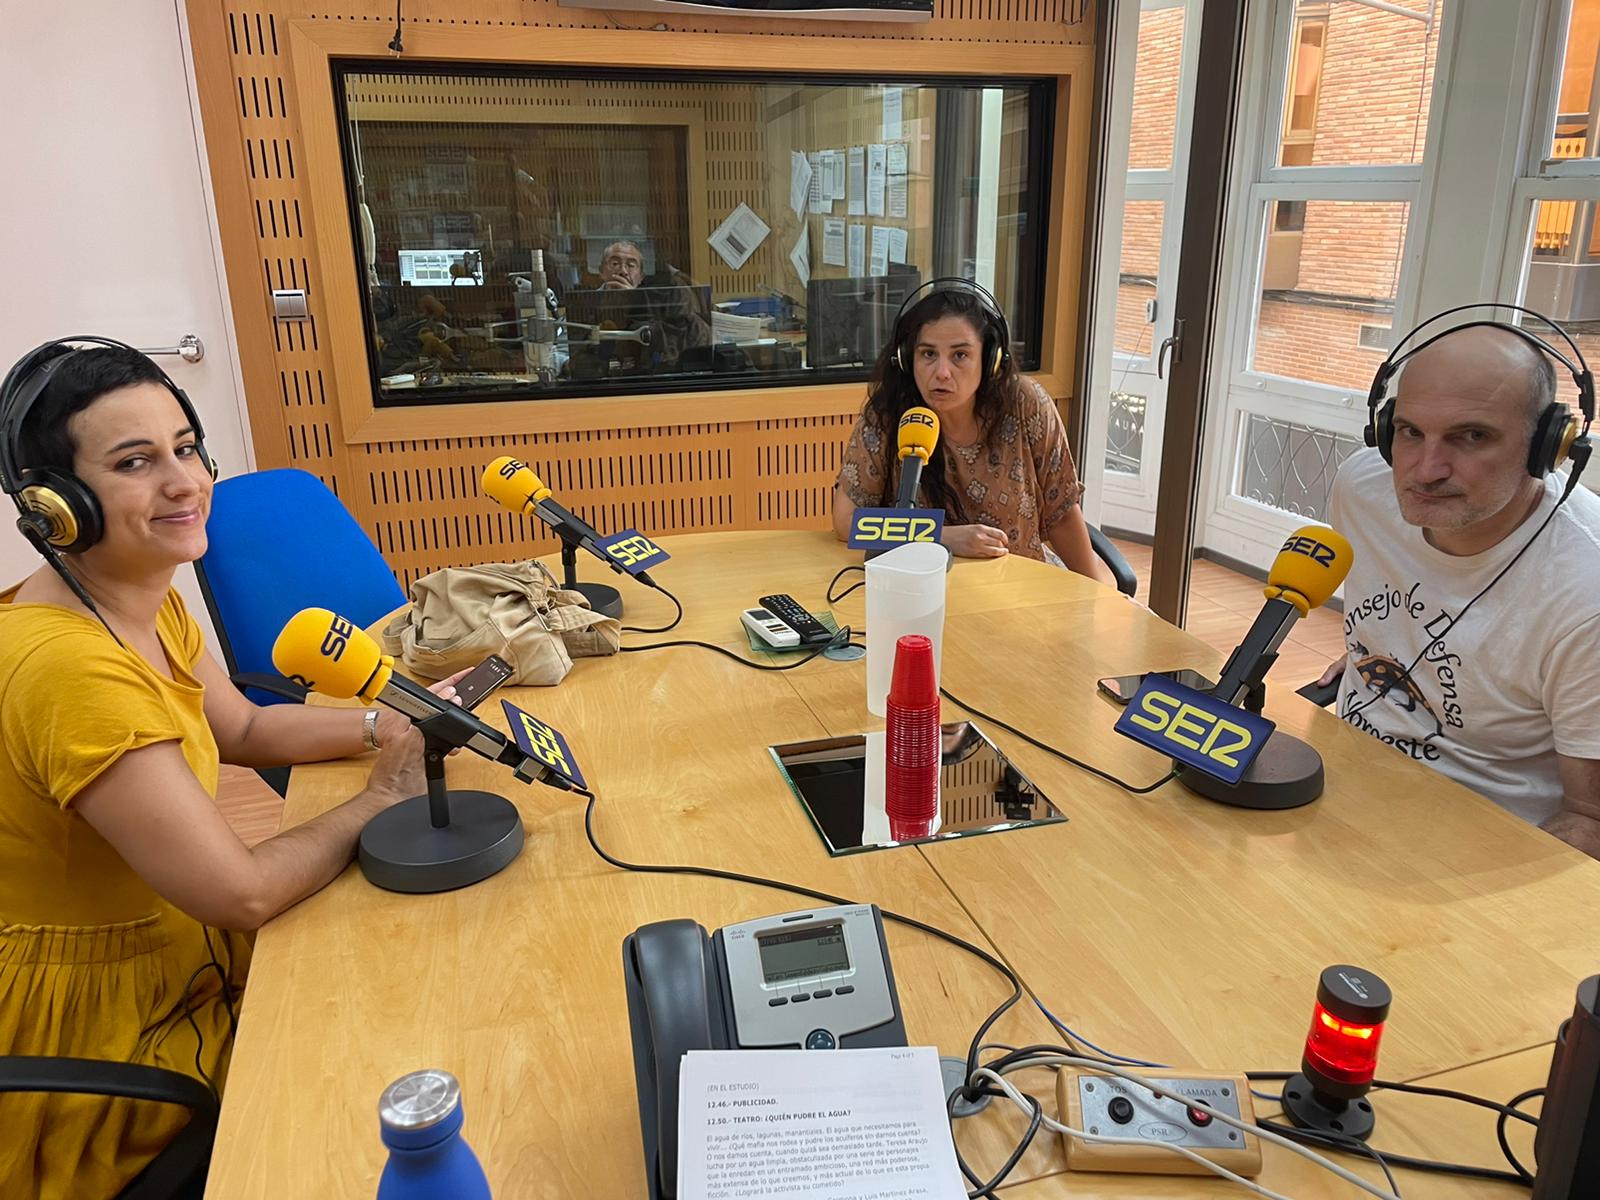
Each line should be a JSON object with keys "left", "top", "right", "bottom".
{"left": 865, "top": 541, "right": 948, "bottom": 717}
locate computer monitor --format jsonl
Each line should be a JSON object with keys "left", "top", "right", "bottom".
{"left": 806, "top": 268, "right": 921, "bottom": 370}
{"left": 397, "top": 248, "right": 483, "bottom": 287}
{"left": 562, "top": 284, "right": 713, "bottom": 379}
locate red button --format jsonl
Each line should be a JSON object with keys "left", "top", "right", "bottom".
{"left": 1187, "top": 1107, "right": 1212, "bottom": 1127}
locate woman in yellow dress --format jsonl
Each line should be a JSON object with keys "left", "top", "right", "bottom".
{"left": 0, "top": 341, "right": 456, "bottom": 1198}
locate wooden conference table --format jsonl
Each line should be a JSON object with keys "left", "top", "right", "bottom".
{"left": 205, "top": 531, "right": 1598, "bottom": 1198}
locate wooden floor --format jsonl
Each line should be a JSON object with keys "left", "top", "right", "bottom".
{"left": 214, "top": 541, "right": 1347, "bottom": 845}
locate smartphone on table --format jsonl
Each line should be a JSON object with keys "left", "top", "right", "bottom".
{"left": 1095, "top": 669, "right": 1216, "bottom": 705}
{"left": 453, "top": 654, "right": 514, "bottom": 711}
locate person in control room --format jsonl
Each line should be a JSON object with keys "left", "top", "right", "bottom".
{"left": 597, "top": 239, "right": 646, "bottom": 289}
{"left": 0, "top": 342, "right": 466, "bottom": 1196}
{"left": 831, "top": 284, "right": 1112, "bottom": 582}
{"left": 1313, "top": 323, "right": 1600, "bottom": 858}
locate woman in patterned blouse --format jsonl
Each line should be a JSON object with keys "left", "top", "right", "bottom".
{"left": 831, "top": 286, "right": 1111, "bottom": 581}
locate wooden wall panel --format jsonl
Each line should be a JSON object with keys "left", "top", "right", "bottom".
{"left": 189, "top": 0, "right": 1093, "bottom": 588}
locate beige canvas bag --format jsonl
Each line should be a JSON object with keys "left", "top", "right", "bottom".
{"left": 381, "top": 559, "right": 620, "bottom": 686}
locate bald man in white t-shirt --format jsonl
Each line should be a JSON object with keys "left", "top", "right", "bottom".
{"left": 1319, "top": 325, "right": 1600, "bottom": 859}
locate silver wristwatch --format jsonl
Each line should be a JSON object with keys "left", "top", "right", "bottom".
{"left": 362, "top": 708, "right": 382, "bottom": 751}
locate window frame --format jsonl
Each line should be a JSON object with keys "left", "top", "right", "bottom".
{"left": 1227, "top": 0, "right": 1444, "bottom": 411}
{"left": 331, "top": 58, "right": 1056, "bottom": 413}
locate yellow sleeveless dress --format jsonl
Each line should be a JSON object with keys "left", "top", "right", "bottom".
{"left": 0, "top": 585, "right": 252, "bottom": 1199}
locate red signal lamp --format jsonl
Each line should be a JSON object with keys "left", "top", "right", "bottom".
{"left": 1284, "top": 965, "right": 1391, "bottom": 1142}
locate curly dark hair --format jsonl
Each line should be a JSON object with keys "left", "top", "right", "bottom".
{"left": 861, "top": 288, "right": 1023, "bottom": 522}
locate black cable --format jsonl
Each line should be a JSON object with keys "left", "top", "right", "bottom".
{"left": 621, "top": 624, "right": 858, "bottom": 671}
{"left": 939, "top": 685, "right": 1177, "bottom": 795}
{"left": 179, "top": 961, "right": 225, "bottom": 1099}
{"left": 620, "top": 583, "right": 683, "bottom": 635}
{"left": 1496, "top": 1087, "right": 1542, "bottom": 1183}
{"left": 202, "top": 925, "right": 239, "bottom": 1041}
{"left": 826, "top": 564, "right": 866, "bottom": 605}
{"left": 1340, "top": 493, "right": 1570, "bottom": 726}
{"left": 576, "top": 784, "right": 1023, "bottom": 1124}
{"left": 1368, "top": 1077, "right": 1540, "bottom": 1124}
{"left": 1247, "top": 1069, "right": 1540, "bottom": 1186}
{"left": 950, "top": 1085, "right": 1040, "bottom": 1199}
{"left": 387, "top": 0, "right": 404, "bottom": 52}
{"left": 21, "top": 528, "right": 127, "bottom": 648}
{"left": 1260, "top": 1115, "right": 1529, "bottom": 1187}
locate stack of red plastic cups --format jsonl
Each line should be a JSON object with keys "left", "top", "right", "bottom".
{"left": 885, "top": 634, "right": 940, "bottom": 841}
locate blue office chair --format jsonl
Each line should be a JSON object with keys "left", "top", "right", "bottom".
{"left": 196, "top": 469, "right": 406, "bottom": 793}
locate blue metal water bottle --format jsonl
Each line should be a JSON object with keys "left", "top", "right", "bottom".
{"left": 377, "top": 1069, "right": 491, "bottom": 1199}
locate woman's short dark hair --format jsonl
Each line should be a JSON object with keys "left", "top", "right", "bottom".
{"left": 14, "top": 345, "right": 169, "bottom": 475}
{"left": 861, "top": 288, "right": 1022, "bottom": 521}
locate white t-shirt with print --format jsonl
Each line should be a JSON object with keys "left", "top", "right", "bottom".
{"left": 1328, "top": 448, "right": 1600, "bottom": 825}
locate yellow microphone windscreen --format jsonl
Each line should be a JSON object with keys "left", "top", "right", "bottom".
{"left": 271, "top": 607, "right": 391, "bottom": 702}
{"left": 1265, "top": 527, "right": 1355, "bottom": 616}
{"left": 897, "top": 407, "right": 940, "bottom": 462}
{"left": 482, "top": 456, "right": 551, "bottom": 512}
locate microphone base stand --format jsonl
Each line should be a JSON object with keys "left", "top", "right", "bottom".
{"left": 1175, "top": 729, "right": 1324, "bottom": 811}
{"left": 358, "top": 731, "right": 525, "bottom": 894}
{"left": 558, "top": 534, "right": 623, "bottom": 619}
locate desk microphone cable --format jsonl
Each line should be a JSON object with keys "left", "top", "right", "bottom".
{"left": 621, "top": 623, "right": 861, "bottom": 671}
{"left": 939, "top": 686, "right": 1177, "bottom": 795}
{"left": 620, "top": 581, "right": 683, "bottom": 635}
{"left": 574, "top": 783, "right": 1024, "bottom": 1141}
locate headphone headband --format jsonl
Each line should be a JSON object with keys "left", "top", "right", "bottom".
{"left": 0, "top": 336, "right": 209, "bottom": 497}
{"left": 1373, "top": 303, "right": 1594, "bottom": 425}
{"left": 0, "top": 337, "right": 214, "bottom": 554}
{"left": 1365, "top": 303, "right": 1594, "bottom": 480}
{"left": 890, "top": 277, "right": 1012, "bottom": 380}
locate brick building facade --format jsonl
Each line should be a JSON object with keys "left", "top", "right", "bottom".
{"left": 1117, "top": 0, "right": 1438, "bottom": 393}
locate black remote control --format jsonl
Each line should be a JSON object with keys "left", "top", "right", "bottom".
{"left": 758, "top": 594, "right": 834, "bottom": 645}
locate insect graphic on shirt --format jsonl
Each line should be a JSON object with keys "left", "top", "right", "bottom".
{"left": 1352, "top": 641, "right": 1444, "bottom": 740}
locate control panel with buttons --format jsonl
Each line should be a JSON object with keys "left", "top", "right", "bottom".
{"left": 717, "top": 903, "right": 904, "bottom": 1052}
{"left": 1055, "top": 1068, "right": 1263, "bottom": 1177}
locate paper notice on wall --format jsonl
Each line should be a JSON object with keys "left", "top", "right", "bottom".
{"left": 708, "top": 202, "right": 770, "bottom": 271}
{"left": 883, "top": 86, "right": 903, "bottom": 141}
{"left": 848, "top": 222, "right": 866, "bottom": 277}
{"left": 677, "top": 1048, "right": 965, "bottom": 1200}
{"left": 847, "top": 146, "right": 866, "bottom": 216}
{"left": 822, "top": 218, "right": 846, "bottom": 267}
{"left": 870, "top": 225, "right": 891, "bottom": 277}
{"left": 789, "top": 224, "right": 811, "bottom": 288}
{"left": 829, "top": 149, "right": 847, "bottom": 199}
{"left": 789, "top": 151, "right": 812, "bottom": 219}
{"left": 889, "top": 227, "right": 909, "bottom": 264}
{"left": 808, "top": 152, "right": 829, "bottom": 214}
{"left": 867, "top": 143, "right": 888, "bottom": 217}
{"left": 887, "top": 140, "right": 909, "bottom": 176}
{"left": 888, "top": 176, "right": 908, "bottom": 219}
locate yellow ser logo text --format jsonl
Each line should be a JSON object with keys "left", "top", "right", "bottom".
{"left": 516, "top": 711, "right": 572, "bottom": 776}
{"left": 854, "top": 515, "right": 939, "bottom": 543}
{"left": 606, "top": 534, "right": 662, "bottom": 568}
{"left": 1129, "top": 690, "right": 1254, "bottom": 768}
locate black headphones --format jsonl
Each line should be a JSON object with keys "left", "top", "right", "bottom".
{"left": 891, "top": 277, "right": 1011, "bottom": 382}
{"left": 1366, "top": 303, "right": 1594, "bottom": 480}
{"left": 0, "top": 337, "right": 216, "bottom": 554}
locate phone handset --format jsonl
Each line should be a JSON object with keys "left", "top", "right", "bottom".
{"left": 626, "top": 919, "right": 723, "bottom": 1200}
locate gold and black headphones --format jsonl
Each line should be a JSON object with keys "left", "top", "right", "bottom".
{"left": 1366, "top": 303, "right": 1594, "bottom": 480}
{"left": 890, "top": 277, "right": 1012, "bottom": 382}
{"left": 0, "top": 336, "right": 217, "bottom": 554}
